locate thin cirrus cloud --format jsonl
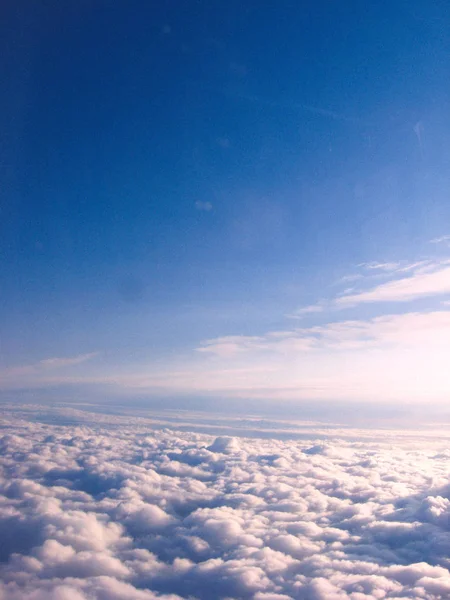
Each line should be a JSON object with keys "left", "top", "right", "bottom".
{"left": 293, "top": 258, "right": 448, "bottom": 317}
{"left": 337, "top": 263, "right": 450, "bottom": 306}
{"left": 4, "top": 251, "right": 450, "bottom": 404}
{"left": 356, "top": 260, "right": 432, "bottom": 273}
{"left": 430, "top": 234, "right": 450, "bottom": 244}
{"left": 181, "top": 252, "right": 450, "bottom": 401}
{"left": 194, "top": 201, "right": 213, "bottom": 212}
{"left": 139, "top": 252, "right": 450, "bottom": 404}
{"left": 39, "top": 352, "right": 99, "bottom": 369}
{"left": 357, "top": 261, "right": 403, "bottom": 271}
{"left": 0, "top": 352, "right": 99, "bottom": 383}
{"left": 287, "top": 304, "right": 325, "bottom": 319}
{"left": 198, "top": 311, "right": 450, "bottom": 356}
{"left": 153, "top": 309, "right": 450, "bottom": 402}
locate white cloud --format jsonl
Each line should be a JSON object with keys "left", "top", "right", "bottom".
{"left": 197, "top": 335, "right": 267, "bottom": 358}
{"left": 4, "top": 252, "right": 450, "bottom": 406}
{"left": 358, "top": 261, "right": 403, "bottom": 271}
{"left": 287, "top": 304, "right": 324, "bottom": 319}
{"left": 157, "top": 310, "right": 447, "bottom": 402}
{"left": 194, "top": 201, "right": 213, "bottom": 212}
{"left": 24, "top": 309, "right": 449, "bottom": 403}
{"left": 336, "top": 273, "right": 364, "bottom": 284}
{"left": 197, "top": 310, "right": 450, "bottom": 357}
{"left": 337, "top": 264, "right": 450, "bottom": 306}
{"left": 0, "top": 352, "right": 99, "bottom": 385}
{"left": 39, "top": 352, "right": 99, "bottom": 369}
{"left": 292, "top": 258, "right": 450, "bottom": 322}
{"left": 1, "top": 406, "right": 450, "bottom": 599}
{"left": 430, "top": 234, "right": 450, "bottom": 245}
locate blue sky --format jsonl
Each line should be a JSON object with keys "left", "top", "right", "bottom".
{"left": 1, "top": 1, "right": 450, "bottom": 406}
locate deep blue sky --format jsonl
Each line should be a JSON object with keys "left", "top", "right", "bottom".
{"left": 1, "top": 1, "right": 450, "bottom": 404}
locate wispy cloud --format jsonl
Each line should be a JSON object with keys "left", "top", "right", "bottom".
{"left": 358, "top": 261, "right": 403, "bottom": 271}
{"left": 197, "top": 335, "right": 266, "bottom": 358}
{"left": 337, "top": 273, "right": 364, "bottom": 284}
{"left": 430, "top": 234, "right": 450, "bottom": 245}
{"left": 337, "top": 264, "right": 450, "bottom": 306}
{"left": 39, "top": 352, "right": 99, "bottom": 369}
{"left": 0, "top": 352, "right": 99, "bottom": 383}
{"left": 3, "top": 308, "right": 450, "bottom": 402}
{"left": 357, "top": 260, "right": 433, "bottom": 274}
{"left": 180, "top": 243, "right": 450, "bottom": 399}
{"left": 105, "top": 251, "right": 450, "bottom": 401}
{"left": 226, "top": 90, "right": 367, "bottom": 124}
{"left": 290, "top": 259, "right": 448, "bottom": 319}
{"left": 195, "top": 200, "right": 213, "bottom": 212}
{"left": 287, "top": 304, "right": 324, "bottom": 319}
{"left": 5, "top": 250, "right": 450, "bottom": 404}
{"left": 122, "top": 308, "right": 450, "bottom": 402}
{"left": 197, "top": 311, "right": 450, "bottom": 357}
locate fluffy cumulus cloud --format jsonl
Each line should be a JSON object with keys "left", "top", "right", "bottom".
{"left": 1, "top": 406, "right": 450, "bottom": 599}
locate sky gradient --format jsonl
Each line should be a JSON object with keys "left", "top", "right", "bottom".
{"left": 1, "top": 0, "right": 450, "bottom": 407}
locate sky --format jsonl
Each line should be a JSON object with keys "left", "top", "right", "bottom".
{"left": 1, "top": 0, "right": 450, "bottom": 409}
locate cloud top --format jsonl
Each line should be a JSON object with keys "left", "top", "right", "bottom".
{"left": 1, "top": 406, "right": 450, "bottom": 599}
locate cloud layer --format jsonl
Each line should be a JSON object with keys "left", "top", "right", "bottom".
{"left": 1, "top": 406, "right": 450, "bottom": 599}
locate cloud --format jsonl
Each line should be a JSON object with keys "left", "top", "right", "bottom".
{"left": 207, "top": 436, "right": 241, "bottom": 454}
{"left": 197, "top": 310, "right": 450, "bottom": 356}
{"left": 229, "top": 90, "right": 366, "bottom": 124}
{"left": 1, "top": 405, "right": 450, "bottom": 599}
{"left": 336, "top": 273, "right": 364, "bottom": 284}
{"left": 194, "top": 201, "right": 213, "bottom": 212}
{"left": 287, "top": 304, "right": 324, "bottom": 319}
{"left": 358, "top": 261, "right": 403, "bottom": 272}
{"left": 293, "top": 258, "right": 449, "bottom": 320}
{"left": 197, "top": 335, "right": 268, "bottom": 357}
{"left": 0, "top": 353, "right": 99, "bottom": 385}
{"left": 39, "top": 352, "right": 99, "bottom": 369}
{"left": 337, "top": 264, "right": 450, "bottom": 306}
{"left": 430, "top": 234, "right": 450, "bottom": 245}
{"left": 216, "top": 137, "right": 231, "bottom": 148}
{"left": 24, "top": 308, "right": 449, "bottom": 403}
{"left": 146, "top": 309, "right": 450, "bottom": 402}
{"left": 4, "top": 251, "right": 450, "bottom": 405}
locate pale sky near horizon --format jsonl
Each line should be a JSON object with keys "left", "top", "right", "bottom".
{"left": 1, "top": 1, "right": 450, "bottom": 406}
